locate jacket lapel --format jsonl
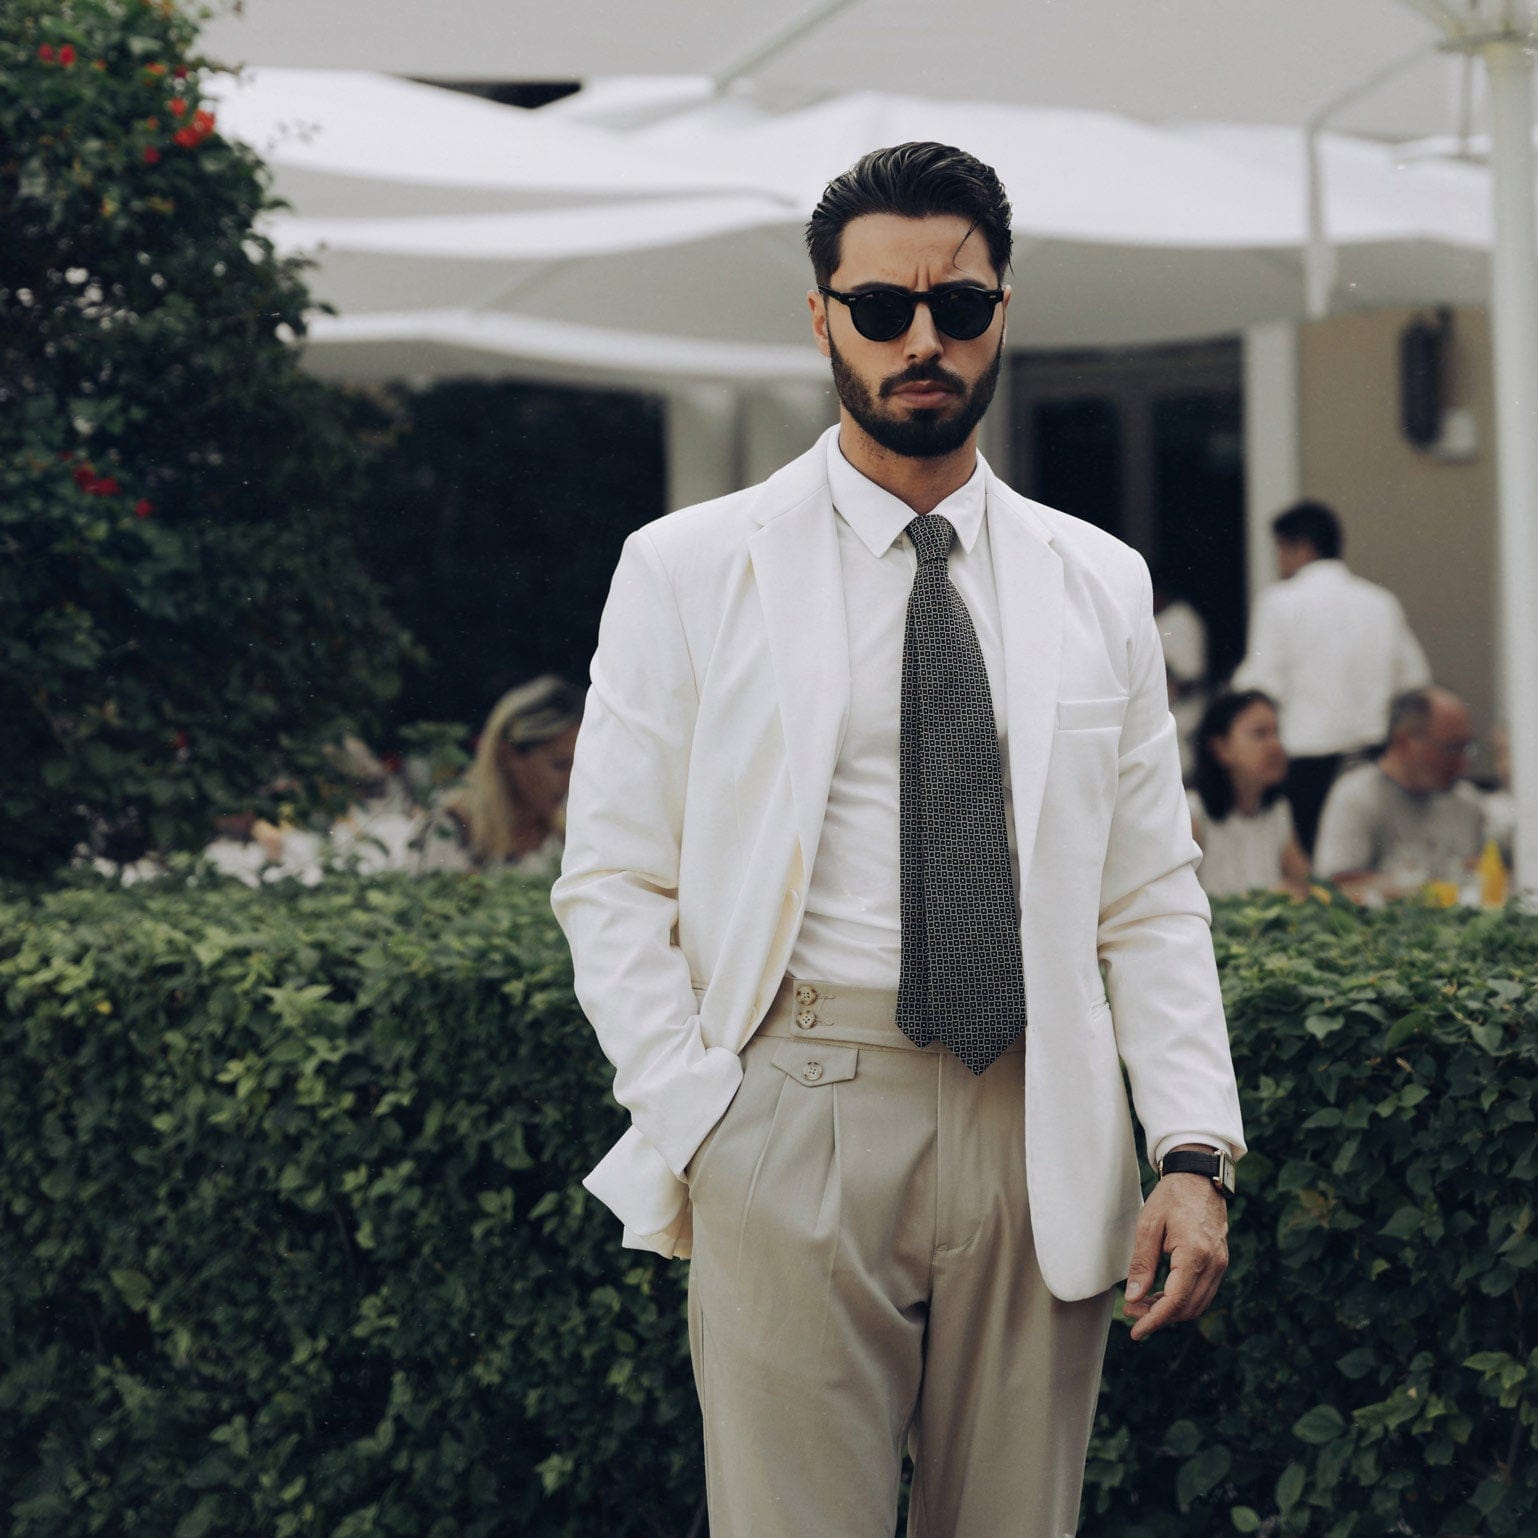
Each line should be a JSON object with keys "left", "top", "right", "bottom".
{"left": 986, "top": 474, "right": 1064, "bottom": 899}
{"left": 747, "top": 437, "right": 851, "bottom": 875}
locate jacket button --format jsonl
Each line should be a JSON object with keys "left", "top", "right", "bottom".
{"left": 796, "top": 1009, "right": 817, "bottom": 1031}
{"left": 795, "top": 984, "right": 818, "bottom": 1006}
{"left": 802, "top": 1061, "right": 824, "bottom": 1082}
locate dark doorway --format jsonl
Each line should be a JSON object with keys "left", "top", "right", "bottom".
{"left": 357, "top": 379, "right": 666, "bottom": 737}
{"left": 1009, "top": 341, "right": 1246, "bottom": 681}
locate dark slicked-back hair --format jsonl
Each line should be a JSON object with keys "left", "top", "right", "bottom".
{"left": 1272, "top": 499, "right": 1342, "bottom": 560}
{"left": 805, "top": 141, "right": 1013, "bottom": 287}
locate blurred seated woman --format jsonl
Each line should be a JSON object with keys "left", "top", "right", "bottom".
{"left": 414, "top": 675, "right": 583, "bottom": 877}
{"left": 1189, "top": 689, "right": 1310, "bottom": 899}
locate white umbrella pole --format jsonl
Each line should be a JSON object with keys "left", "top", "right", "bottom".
{"left": 1482, "top": 34, "right": 1538, "bottom": 892}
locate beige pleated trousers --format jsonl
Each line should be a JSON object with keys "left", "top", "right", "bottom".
{"left": 686, "top": 977, "right": 1114, "bottom": 1538}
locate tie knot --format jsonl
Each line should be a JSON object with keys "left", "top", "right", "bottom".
{"left": 907, "top": 514, "right": 956, "bottom": 566}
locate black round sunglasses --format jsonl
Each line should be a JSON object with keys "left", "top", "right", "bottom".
{"left": 818, "top": 284, "right": 1004, "bottom": 343}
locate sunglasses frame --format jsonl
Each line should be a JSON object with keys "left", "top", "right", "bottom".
{"left": 818, "top": 284, "right": 1005, "bottom": 342}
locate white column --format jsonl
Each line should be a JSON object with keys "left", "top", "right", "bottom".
{"left": 1482, "top": 36, "right": 1538, "bottom": 891}
{"left": 1241, "top": 322, "right": 1303, "bottom": 600}
{"left": 664, "top": 385, "right": 742, "bottom": 511}
{"left": 739, "top": 382, "right": 837, "bottom": 485}
{"left": 978, "top": 354, "right": 1017, "bottom": 480}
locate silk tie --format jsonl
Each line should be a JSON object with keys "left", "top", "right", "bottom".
{"left": 896, "top": 513, "right": 1026, "bottom": 1073}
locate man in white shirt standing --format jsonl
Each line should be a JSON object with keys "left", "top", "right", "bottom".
{"left": 553, "top": 143, "right": 1244, "bottom": 1538}
{"left": 1233, "top": 500, "right": 1430, "bottom": 856}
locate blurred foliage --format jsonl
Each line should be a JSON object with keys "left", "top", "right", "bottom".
{"left": 0, "top": 0, "right": 419, "bottom": 879}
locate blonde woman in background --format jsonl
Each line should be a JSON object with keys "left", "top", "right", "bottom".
{"left": 414, "top": 675, "right": 583, "bottom": 877}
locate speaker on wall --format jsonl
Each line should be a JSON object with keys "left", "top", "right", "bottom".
{"left": 1400, "top": 308, "right": 1452, "bottom": 449}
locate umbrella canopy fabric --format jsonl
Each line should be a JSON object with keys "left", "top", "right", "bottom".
{"left": 200, "top": 0, "right": 1471, "bottom": 143}
{"left": 204, "top": 67, "right": 763, "bottom": 217}
{"left": 255, "top": 90, "right": 1495, "bottom": 382}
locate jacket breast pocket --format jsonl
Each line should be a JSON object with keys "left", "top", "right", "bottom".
{"left": 1055, "top": 696, "right": 1126, "bottom": 733}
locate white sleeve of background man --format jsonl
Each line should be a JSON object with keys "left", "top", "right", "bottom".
{"left": 1230, "top": 584, "right": 1287, "bottom": 702}
{"left": 550, "top": 530, "right": 742, "bottom": 1182}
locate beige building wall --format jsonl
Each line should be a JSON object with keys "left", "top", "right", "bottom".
{"left": 1297, "top": 305, "right": 1498, "bottom": 747}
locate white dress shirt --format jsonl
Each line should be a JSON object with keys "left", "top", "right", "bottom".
{"left": 789, "top": 435, "right": 1223, "bottom": 1167}
{"left": 1233, "top": 559, "right": 1430, "bottom": 757}
{"left": 787, "top": 434, "right": 1016, "bottom": 987}
{"left": 1187, "top": 790, "right": 1295, "bottom": 898}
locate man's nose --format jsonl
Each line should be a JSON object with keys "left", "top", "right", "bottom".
{"left": 902, "top": 300, "right": 944, "bottom": 361}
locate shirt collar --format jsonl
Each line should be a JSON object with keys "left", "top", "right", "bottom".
{"left": 1295, "top": 558, "right": 1349, "bottom": 582}
{"left": 825, "top": 430, "right": 988, "bottom": 559}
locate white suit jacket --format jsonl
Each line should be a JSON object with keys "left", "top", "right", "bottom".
{"left": 552, "top": 430, "right": 1245, "bottom": 1302}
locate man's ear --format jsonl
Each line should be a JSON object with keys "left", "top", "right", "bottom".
{"left": 808, "top": 289, "right": 832, "bottom": 359}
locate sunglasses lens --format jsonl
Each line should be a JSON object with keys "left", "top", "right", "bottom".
{"left": 931, "top": 290, "right": 997, "bottom": 340}
{"left": 849, "top": 291, "right": 915, "bottom": 342}
{"left": 842, "top": 289, "right": 997, "bottom": 341}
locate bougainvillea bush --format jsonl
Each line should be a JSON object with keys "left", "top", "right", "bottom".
{"left": 0, "top": 0, "right": 416, "bottom": 879}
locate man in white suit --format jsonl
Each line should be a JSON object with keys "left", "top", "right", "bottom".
{"left": 553, "top": 143, "right": 1244, "bottom": 1538}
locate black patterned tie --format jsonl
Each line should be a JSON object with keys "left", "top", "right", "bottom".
{"left": 897, "top": 513, "right": 1026, "bottom": 1073}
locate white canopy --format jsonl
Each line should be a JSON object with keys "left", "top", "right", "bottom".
{"left": 242, "top": 87, "right": 1494, "bottom": 382}
{"left": 201, "top": 0, "right": 1470, "bottom": 142}
{"left": 204, "top": 67, "right": 766, "bottom": 216}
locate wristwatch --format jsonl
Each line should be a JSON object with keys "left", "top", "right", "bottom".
{"left": 1157, "top": 1148, "right": 1236, "bottom": 1201}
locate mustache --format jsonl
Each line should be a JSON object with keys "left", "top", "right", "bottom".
{"left": 880, "top": 364, "right": 966, "bottom": 399}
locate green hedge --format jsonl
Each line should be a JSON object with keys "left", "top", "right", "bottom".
{"left": 1081, "top": 893, "right": 1538, "bottom": 1538}
{"left": 2, "top": 877, "right": 1536, "bottom": 1536}
{"left": 0, "top": 872, "right": 695, "bottom": 1537}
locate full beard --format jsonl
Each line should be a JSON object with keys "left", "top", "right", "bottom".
{"left": 828, "top": 333, "right": 1004, "bottom": 460}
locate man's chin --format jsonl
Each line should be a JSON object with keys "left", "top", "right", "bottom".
{"left": 861, "top": 411, "right": 977, "bottom": 460}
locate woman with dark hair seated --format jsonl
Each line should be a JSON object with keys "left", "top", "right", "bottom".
{"left": 1189, "top": 689, "right": 1310, "bottom": 899}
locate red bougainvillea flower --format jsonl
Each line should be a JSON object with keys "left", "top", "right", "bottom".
{"left": 72, "top": 464, "right": 96, "bottom": 488}
{"left": 172, "top": 126, "right": 199, "bottom": 149}
{"left": 90, "top": 476, "right": 122, "bottom": 497}
{"left": 167, "top": 96, "right": 188, "bottom": 117}
{"left": 134, "top": 499, "right": 154, "bottom": 518}
{"left": 37, "top": 44, "right": 55, "bottom": 61}
{"left": 144, "top": 61, "right": 166, "bottom": 75}
{"left": 172, "top": 731, "right": 190, "bottom": 753}
{"left": 173, "top": 64, "right": 189, "bottom": 79}
{"left": 145, "top": 115, "right": 159, "bottom": 129}
{"left": 142, "top": 145, "right": 161, "bottom": 165}
{"left": 58, "top": 44, "right": 76, "bottom": 65}
{"left": 191, "top": 109, "right": 215, "bottom": 137}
